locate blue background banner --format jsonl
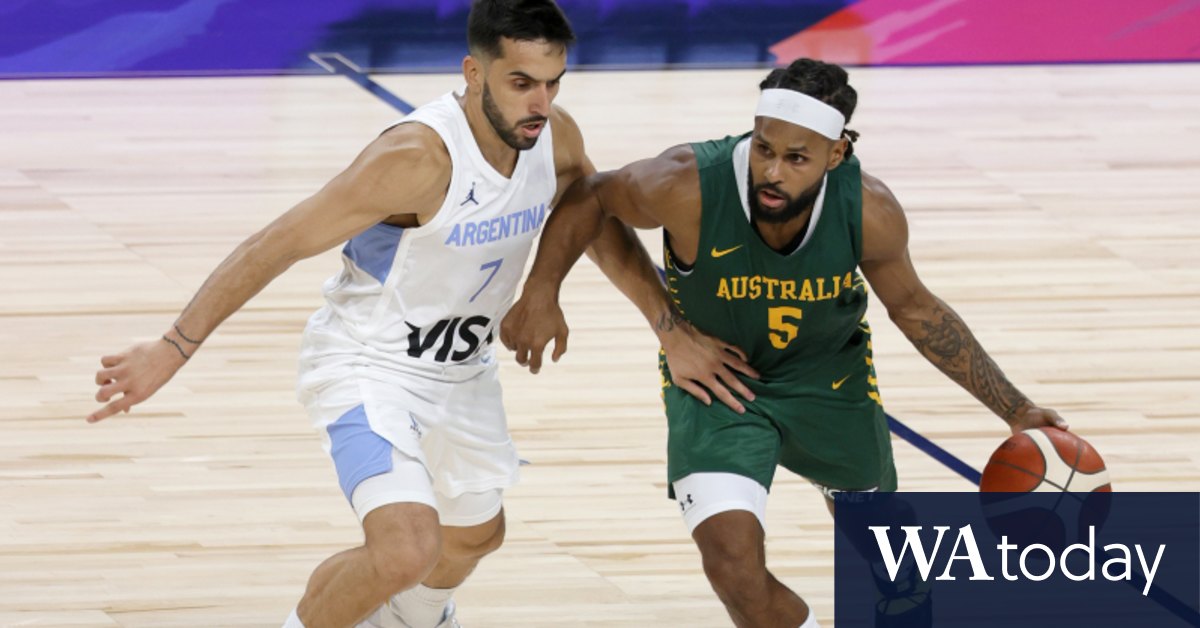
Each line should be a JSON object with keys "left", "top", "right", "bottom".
{"left": 834, "top": 493, "right": 1200, "bottom": 627}
{"left": 9, "top": 0, "right": 1197, "bottom": 78}
{"left": 0, "top": 0, "right": 848, "bottom": 77}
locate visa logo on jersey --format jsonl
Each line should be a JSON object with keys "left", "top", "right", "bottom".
{"left": 406, "top": 316, "right": 494, "bottom": 362}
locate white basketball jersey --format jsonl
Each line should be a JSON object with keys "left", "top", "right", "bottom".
{"left": 302, "top": 91, "right": 557, "bottom": 371}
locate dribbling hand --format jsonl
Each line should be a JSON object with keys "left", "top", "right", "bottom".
{"left": 1006, "top": 404, "right": 1069, "bottom": 435}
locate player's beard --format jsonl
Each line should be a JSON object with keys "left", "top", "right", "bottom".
{"left": 747, "top": 169, "right": 825, "bottom": 225}
{"left": 482, "top": 81, "right": 546, "bottom": 151}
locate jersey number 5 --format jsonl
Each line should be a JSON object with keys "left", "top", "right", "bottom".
{"left": 768, "top": 306, "right": 803, "bottom": 349}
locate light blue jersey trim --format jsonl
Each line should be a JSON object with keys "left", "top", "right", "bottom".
{"left": 342, "top": 222, "right": 405, "bottom": 284}
{"left": 327, "top": 404, "right": 393, "bottom": 501}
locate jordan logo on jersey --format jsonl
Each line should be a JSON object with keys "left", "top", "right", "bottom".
{"left": 460, "top": 181, "right": 479, "bottom": 206}
{"left": 406, "top": 316, "right": 493, "bottom": 362}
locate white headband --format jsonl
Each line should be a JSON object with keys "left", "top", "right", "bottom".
{"left": 755, "top": 89, "right": 846, "bottom": 140}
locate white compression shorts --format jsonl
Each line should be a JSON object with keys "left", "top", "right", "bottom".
{"left": 672, "top": 472, "right": 769, "bottom": 534}
{"left": 350, "top": 449, "right": 503, "bottom": 526}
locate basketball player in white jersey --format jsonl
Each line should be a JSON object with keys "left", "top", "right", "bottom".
{"left": 86, "top": 1, "right": 756, "bottom": 627}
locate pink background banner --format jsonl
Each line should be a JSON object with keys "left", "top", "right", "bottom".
{"left": 771, "top": 0, "right": 1200, "bottom": 65}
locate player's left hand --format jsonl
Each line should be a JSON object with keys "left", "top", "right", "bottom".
{"left": 500, "top": 286, "right": 568, "bottom": 375}
{"left": 660, "top": 322, "right": 759, "bottom": 414}
{"left": 1006, "top": 404, "right": 1069, "bottom": 435}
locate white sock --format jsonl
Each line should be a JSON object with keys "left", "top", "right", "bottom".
{"left": 798, "top": 610, "right": 822, "bottom": 628}
{"left": 391, "top": 584, "right": 456, "bottom": 628}
{"left": 282, "top": 608, "right": 305, "bottom": 628}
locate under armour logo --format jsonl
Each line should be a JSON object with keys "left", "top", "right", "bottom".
{"left": 409, "top": 415, "right": 423, "bottom": 438}
{"left": 460, "top": 182, "right": 479, "bottom": 206}
{"left": 678, "top": 493, "right": 695, "bottom": 512}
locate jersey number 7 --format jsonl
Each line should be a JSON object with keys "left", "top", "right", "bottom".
{"left": 470, "top": 258, "right": 504, "bottom": 302}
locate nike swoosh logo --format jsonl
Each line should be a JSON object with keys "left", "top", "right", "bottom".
{"left": 832, "top": 375, "right": 851, "bottom": 390}
{"left": 711, "top": 245, "right": 744, "bottom": 258}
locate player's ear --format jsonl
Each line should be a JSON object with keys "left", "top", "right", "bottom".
{"left": 827, "top": 137, "right": 848, "bottom": 170}
{"left": 463, "top": 54, "right": 483, "bottom": 92}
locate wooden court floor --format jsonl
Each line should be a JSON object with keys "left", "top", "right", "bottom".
{"left": 1, "top": 63, "right": 1198, "bottom": 626}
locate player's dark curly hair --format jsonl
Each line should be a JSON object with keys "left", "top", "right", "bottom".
{"left": 759, "top": 58, "right": 860, "bottom": 157}
{"left": 468, "top": 0, "right": 575, "bottom": 60}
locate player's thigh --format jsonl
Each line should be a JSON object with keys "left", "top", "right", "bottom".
{"left": 437, "top": 488, "right": 504, "bottom": 529}
{"left": 352, "top": 453, "right": 445, "bottom": 580}
{"left": 775, "top": 396, "right": 895, "bottom": 492}
{"left": 423, "top": 365, "right": 520, "bottom": 500}
{"left": 665, "top": 387, "right": 782, "bottom": 492}
{"left": 350, "top": 449, "right": 440, "bottom": 522}
{"left": 673, "top": 471, "right": 770, "bottom": 535}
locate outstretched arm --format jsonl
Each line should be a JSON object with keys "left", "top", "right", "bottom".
{"left": 532, "top": 106, "right": 676, "bottom": 304}
{"left": 857, "top": 172, "right": 1067, "bottom": 434}
{"left": 584, "top": 216, "right": 759, "bottom": 412}
{"left": 89, "top": 126, "right": 450, "bottom": 422}
{"left": 502, "top": 139, "right": 758, "bottom": 412}
{"left": 502, "top": 106, "right": 661, "bottom": 371}
{"left": 497, "top": 171, "right": 644, "bottom": 370}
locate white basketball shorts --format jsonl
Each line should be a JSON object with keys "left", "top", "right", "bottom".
{"left": 297, "top": 339, "right": 519, "bottom": 526}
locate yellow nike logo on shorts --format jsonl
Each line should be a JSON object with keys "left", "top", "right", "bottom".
{"left": 832, "top": 375, "right": 851, "bottom": 390}
{"left": 711, "top": 244, "right": 744, "bottom": 258}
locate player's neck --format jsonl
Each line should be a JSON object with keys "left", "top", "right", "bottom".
{"left": 459, "top": 93, "right": 519, "bottom": 178}
{"left": 754, "top": 207, "right": 814, "bottom": 253}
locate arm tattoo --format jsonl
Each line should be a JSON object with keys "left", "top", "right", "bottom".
{"left": 161, "top": 335, "right": 192, "bottom": 360}
{"left": 173, "top": 323, "right": 202, "bottom": 345}
{"left": 655, "top": 302, "right": 687, "bottom": 333}
{"left": 905, "top": 303, "right": 1028, "bottom": 421}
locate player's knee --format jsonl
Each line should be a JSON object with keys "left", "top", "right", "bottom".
{"left": 695, "top": 517, "right": 770, "bottom": 606}
{"left": 701, "top": 549, "right": 769, "bottom": 605}
{"left": 443, "top": 512, "right": 506, "bottom": 562}
{"left": 366, "top": 532, "right": 441, "bottom": 592}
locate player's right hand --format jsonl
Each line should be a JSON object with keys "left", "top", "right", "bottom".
{"left": 500, "top": 288, "right": 569, "bottom": 375}
{"left": 1006, "top": 403, "right": 1069, "bottom": 435}
{"left": 88, "top": 338, "right": 187, "bottom": 423}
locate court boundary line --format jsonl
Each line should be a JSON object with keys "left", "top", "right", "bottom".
{"left": 309, "top": 52, "right": 414, "bottom": 114}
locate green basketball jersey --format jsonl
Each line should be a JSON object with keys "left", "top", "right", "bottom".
{"left": 665, "top": 133, "right": 877, "bottom": 401}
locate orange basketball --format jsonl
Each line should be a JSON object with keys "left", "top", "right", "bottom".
{"left": 980, "top": 427, "right": 1111, "bottom": 492}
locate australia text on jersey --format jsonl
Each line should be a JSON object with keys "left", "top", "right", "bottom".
{"left": 715, "top": 271, "right": 864, "bottom": 302}
{"left": 443, "top": 202, "right": 548, "bottom": 248}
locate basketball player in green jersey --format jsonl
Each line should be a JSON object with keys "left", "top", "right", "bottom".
{"left": 501, "top": 58, "right": 1068, "bottom": 627}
